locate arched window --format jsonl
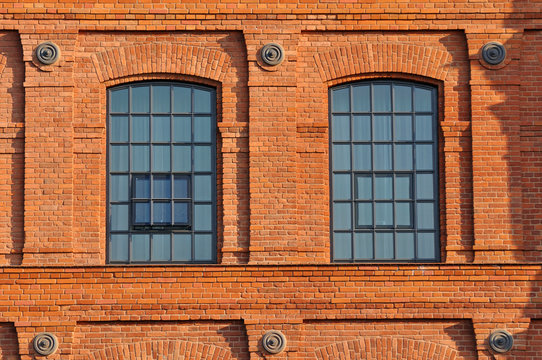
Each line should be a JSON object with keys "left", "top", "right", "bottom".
{"left": 108, "top": 82, "right": 216, "bottom": 263}
{"left": 330, "top": 80, "right": 439, "bottom": 262}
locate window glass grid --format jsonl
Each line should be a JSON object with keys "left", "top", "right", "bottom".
{"left": 108, "top": 82, "right": 216, "bottom": 264}
{"left": 331, "top": 81, "right": 439, "bottom": 262}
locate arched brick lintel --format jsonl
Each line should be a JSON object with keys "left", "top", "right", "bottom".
{"left": 91, "top": 43, "right": 232, "bottom": 83}
{"left": 84, "top": 340, "right": 233, "bottom": 360}
{"left": 0, "top": 55, "right": 7, "bottom": 75}
{"left": 314, "top": 43, "right": 452, "bottom": 83}
{"left": 314, "top": 337, "right": 458, "bottom": 360}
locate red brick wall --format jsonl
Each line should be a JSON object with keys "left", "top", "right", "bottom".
{"left": 0, "top": 1, "right": 539, "bottom": 359}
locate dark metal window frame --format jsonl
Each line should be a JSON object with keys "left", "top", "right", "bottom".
{"left": 329, "top": 80, "right": 440, "bottom": 262}
{"left": 107, "top": 81, "right": 217, "bottom": 264}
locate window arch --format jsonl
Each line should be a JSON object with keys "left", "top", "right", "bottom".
{"left": 107, "top": 82, "right": 216, "bottom": 263}
{"left": 330, "top": 80, "right": 439, "bottom": 262}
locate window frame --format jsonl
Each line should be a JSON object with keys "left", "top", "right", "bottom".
{"left": 106, "top": 81, "right": 217, "bottom": 264}
{"left": 329, "top": 79, "right": 440, "bottom": 262}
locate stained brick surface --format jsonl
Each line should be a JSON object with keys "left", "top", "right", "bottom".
{"left": 0, "top": 0, "right": 540, "bottom": 359}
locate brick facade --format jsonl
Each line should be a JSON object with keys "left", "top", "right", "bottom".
{"left": 0, "top": 0, "right": 541, "bottom": 359}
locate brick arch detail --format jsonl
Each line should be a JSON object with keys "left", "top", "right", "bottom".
{"left": 0, "top": 55, "right": 6, "bottom": 75}
{"left": 313, "top": 337, "right": 458, "bottom": 360}
{"left": 84, "top": 340, "right": 233, "bottom": 360}
{"left": 314, "top": 43, "right": 451, "bottom": 83}
{"left": 91, "top": 43, "right": 232, "bottom": 83}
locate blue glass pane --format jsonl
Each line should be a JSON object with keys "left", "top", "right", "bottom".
{"left": 374, "top": 115, "right": 391, "bottom": 141}
{"left": 416, "top": 174, "right": 434, "bottom": 199}
{"left": 153, "top": 202, "right": 172, "bottom": 224}
{"left": 173, "top": 233, "right": 192, "bottom": 261}
{"left": 355, "top": 175, "right": 372, "bottom": 200}
{"left": 333, "top": 232, "right": 352, "bottom": 260}
{"left": 175, "top": 175, "right": 190, "bottom": 199}
{"left": 396, "top": 232, "right": 415, "bottom": 259}
{"left": 395, "top": 144, "right": 413, "bottom": 171}
{"left": 354, "top": 232, "right": 373, "bottom": 260}
{"left": 374, "top": 175, "right": 392, "bottom": 200}
{"left": 194, "top": 89, "right": 211, "bottom": 113}
{"left": 396, "top": 202, "right": 412, "bottom": 227}
{"left": 375, "top": 232, "right": 394, "bottom": 259}
{"left": 353, "top": 144, "right": 371, "bottom": 171}
{"left": 414, "top": 87, "right": 432, "bottom": 112}
{"left": 332, "top": 144, "right": 351, "bottom": 171}
{"left": 132, "top": 116, "right": 150, "bottom": 142}
{"left": 332, "top": 87, "right": 350, "bottom": 113}
{"left": 110, "top": 175, "right": 129, "bottom": 202}
{"left": 173, "top": 86, "right": 191, "bottom": 113}
{"left": 332, "top": 115, "right": 350, "bottom": 142}
{"left": 416, "top": 144, "right": 433, "bottom": 170}
{"left": 395, "top": 175, "right": 412, "bottom": 199}
{"left": 152, "top": 116, "right": 170, "bottom": 142}
{"left": 133, "top": 202, "right": 150, "bottom": 224}
{"left": 194, "top": 175, "right": 211, "bottom": 201}
{"left": 132, "top": 86, "right": 150, "bottom": 113}
{"left": 194, "top": 116, "right": 212, "bottom": 143}
{"left": 356, "top": 202, "right": 372, "bottom": 227}
{"left": 174, "top": 202, "right": 190, "bottom": 224}
{"left": 152, "top": 234, "right": 171, "bottom": 261}
{"left": 110, "top": 88, "right": 128, "bottom": 113}
{"left": 375, "top": 202, "right": 393, "bottom": 227}
{"left": 353, "top": 115, "right": 371, "bottom": 141}
{"left": 194, "top": 146, "right": 212, "bottom": 172}
{"left": 395, "top": 115, "right": 412, "bottom": 141}
{"left": 132, "top": 145, "right": 149, "bottom": 172}
{"left": 133, "top": 175, "right": 150, "bottom": 198}
{"left": 352, "top": 85, "right": 370, "bottom": 112}
{"left": 418, "top": 232, "right": 436, "bottom": 259}
{"left": 415, "top": 115, "right": 433, "bottom": 141}
{"left": 152, "top": 85, "right": 171, "bottom": 113}
{"left": 110, "top": 204, "right": 129, "bottom": 231}
{"left": 194, "top": 234, "right": 213, "bottom": 261}
{"left": 110, "top": 115, "right": 128, "bottom": 142}
{"left": 394, "top": 85, "right": 412, "bottom": 112}
{"left": 374, "top": 144, "right": 392, "bottom": 170}
{"left": 333, "top": 203, "right": 352, "bottom": 230}
{"left": 194, "top": 204, "right": 212, "bottom": 231}
{"left": 173, "top": 145, "right": 191, "bottom": 172}
{"left": 153, "top": 175, "right": 171, "bottom": 198}
{"left": 132, "top": 234, "right": 150, "bottom": 262}
{"left": 110, "top": 234, "right": 128, "bottom": 262}
{"left": 417, "top": 202, "right": 435, "bottom": 229}
{"left": 152, "top": 145, "right": 171, "bottom": 172}
{"left": 373, "top": 84, "right": 391, "bottom": 112}
{"left": 110, "top": 145, "right": 128, "bottom": 172}
{"left": 173, "top": 116, "right": 191, "bottom": 142}
{"left": 333, "top": 173, "right": 351, "bottom": 200}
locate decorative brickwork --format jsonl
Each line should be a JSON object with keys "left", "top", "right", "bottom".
{"left": 314, "top": 338, "right": 458, "bottom": 360}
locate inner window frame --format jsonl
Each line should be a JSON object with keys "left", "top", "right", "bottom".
{"left": 329, "top": 79, "right": 440, "bottom": 263}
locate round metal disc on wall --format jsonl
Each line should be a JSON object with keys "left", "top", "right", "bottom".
{"left": 481, "top": 41, "right": 506, "bottom": 66}
{"left": 35, "top": 42, "right": 61, "bottom": 65}
{"left": 489, "top": 330, "right": 514, "bottom": 353}
{"left": 261, "top": 330, "right": 287, "bottom": 354}
{"left": 260, "top": 43, "right": 285, "bottom": 66}
{"left": 33, "top": 332, "right": 59, "bottom": 356}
